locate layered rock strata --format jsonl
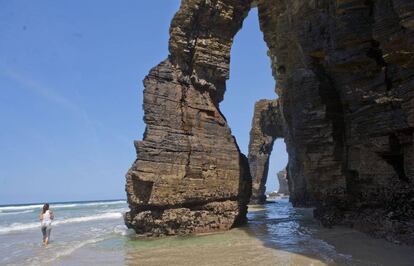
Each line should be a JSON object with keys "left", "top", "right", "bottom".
{"left": 125, "top": 0, "right": 252, "bottom": 236}
{"left": 257, "top": 0, "right": 414, "bottom": 244}
{"left": 248, "top": 99, "right": 284, "bottom": 204}
{"left": 277, "top": 169, "right": 289, "bottom": 195}
{"left": 126, "top": 0, "right": 414, "bottom": 244}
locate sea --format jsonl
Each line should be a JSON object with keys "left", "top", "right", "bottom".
{"left": 1, "top": 198, "right": 414, "bottom": 266}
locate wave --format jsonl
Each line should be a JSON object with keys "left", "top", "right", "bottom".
{"left": 0, "top": 200, "right": 126, "bottom": 212}
{"left": 0, "top": 204, "right": 44, "bottom": 212}
{"left": 77, "top": 200, "right": 126, "bottom": 207}
{"left": 113, "top": 224, "right": 134, "bottom": 236}
{"left": 46, "top": 237, "right": 106, "bottom": 263}
{"left": 0, "top": 212, "right": 124, "bottom": 235}
{"left": 26, "top": 237, "right": 107, "bottom": 266}
{"left": 0, "top": 210, "right": 34, "bottom": 215}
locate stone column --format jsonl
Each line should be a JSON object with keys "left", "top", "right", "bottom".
{"left": 125, "top": 0, "right": 253, "bottom": 236}
{"left": 248, "top": 99, "right": 284, "bottom": 204}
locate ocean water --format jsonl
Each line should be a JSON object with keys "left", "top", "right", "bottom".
{"left": 1, "top": 198, "right": 414, "bottom": 266}
{"left": 0, "top": 200, "right": 128, "bottom": 265}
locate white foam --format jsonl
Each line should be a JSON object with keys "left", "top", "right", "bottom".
{"left": 0, "top": 200, "right": 126, "bottom": 212}
{"left": 0, "top": 210, "right": 33, "bottom": 215}
{"left": 0, "top": 204, "right": 43, "bottom": 212}
{"left": 113, "top": 224, "right": 133, "bottom": 236}
{"left": 80, "top": 200, "right": 126, "bottom": 207}
{"left": 0, "top": 203, "right": 77, "bottom": 212}
{"left": 46, "top": 237, "right": 106, "bottom": 263}
{"left": 26, "top": 237, "right": 106, "bottom": 266}
{"left": 0, "top": 212, "right": 124, "bottom": 235}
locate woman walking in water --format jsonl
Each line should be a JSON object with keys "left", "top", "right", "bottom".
{"left": 39, "top": 204, "right": 54, "bottom": 246}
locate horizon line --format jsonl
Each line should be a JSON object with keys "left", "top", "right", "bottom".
{"left": 0, "top": 198, "right": 127, "bottom": 207}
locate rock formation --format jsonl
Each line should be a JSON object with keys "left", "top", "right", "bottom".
{"left": 126, "top": 0, "right": 414, "bottom": 244}
{"left": 257, "top": 0, "right": 414, "bottom": 244}
{"left": 248, "top": 99, "right": 284, "bottom": 204}
{"left": 277, "top": 169, "right": 289, "bottom": 195}
{"left": 124, "top": 0, "right": 252, "bottom": 236}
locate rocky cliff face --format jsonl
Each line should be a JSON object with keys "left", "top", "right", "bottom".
{"left": 277, "top": 169, "right": 289, "bottom": 195}
{"left": 248, "top": 99, "right": 284, "bottom": 204}
{"left": 257, "top": 0, "right": 414, "bottom": 244}
{"left": 125, "top": 0, "right": 252, "bottom": 236}
{"left": 126, "top": 0, "right": 414, "bottom": 244}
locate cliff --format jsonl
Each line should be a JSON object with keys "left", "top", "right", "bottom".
{"left": 257, "top": 0, "right": 414, "bottom": 244}
{"left": 126, "top": 0, "right": 414, "bottom": 244}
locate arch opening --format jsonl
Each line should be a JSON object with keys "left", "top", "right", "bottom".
{"left": 220, "top": 7, "right": 289, "bottom": 205}
{"left": 266, "top": 139, "right": 289, "bottom": 200}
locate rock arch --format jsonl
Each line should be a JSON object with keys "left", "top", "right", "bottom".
{"left": 248, "top": 99, "right": 285, "bottom": 204}
{"left": 257, "top": 0, "right": 414, "bottom": 245}
{"left": 126, "top": 0, "right": 414, "bottom": 244}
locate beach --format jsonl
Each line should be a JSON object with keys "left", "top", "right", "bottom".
{"left": 1, "top": 198, "right": 414, "bottom": 266}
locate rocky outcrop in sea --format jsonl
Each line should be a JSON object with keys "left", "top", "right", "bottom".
{"left": 248, "top": 99, "right": 284, "bottom": 204}
{"left": 277, "top": 169, "right": 289, "bottom": 195}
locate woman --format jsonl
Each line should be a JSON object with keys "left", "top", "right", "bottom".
{"left": 39, "top": 204, "right": 54, "bottom": 246}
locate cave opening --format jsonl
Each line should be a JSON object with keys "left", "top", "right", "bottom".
{"left": 220, "top": 7, "right": 289, "bottom": 204}
{"left": 269, "top": 139, "right": 289, "bottom": 196}
{"left": 380, "top": 134, "right": 409, "bottom": 183}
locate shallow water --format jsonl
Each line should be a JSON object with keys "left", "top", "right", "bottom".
{"left": 1, "top": 198, "right": 414, "bottom": 265}
{"left": 0, "top": 200, "right": 128, "bottom": 265}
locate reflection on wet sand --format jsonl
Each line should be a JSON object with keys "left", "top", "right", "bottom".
{"left": 123, "top": 199, "right": 414, "bottom": 266}
{"left": 123, "top": 199, "right": 336, "bottom": 266}
{"left": 63, "top": 198, "right": 414, "bottom": 266}
{"left": 124, "top": 228, "right": 327, "bottom": 266}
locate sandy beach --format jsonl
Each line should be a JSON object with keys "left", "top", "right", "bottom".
{"left": 2, "top": 198, "right": 414, "bottom": 266}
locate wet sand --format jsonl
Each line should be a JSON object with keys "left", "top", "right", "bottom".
{"left": 44, "top": 199, "right": 414, "bottom": 266}
{"left": 64, "top": 228, "right": 327, "bottom": 266}
{"left": 124, "top": 229, "right": 328, "bottom": 266}
{"left": 316, "top": 227, "right": 414, "bottom": 266}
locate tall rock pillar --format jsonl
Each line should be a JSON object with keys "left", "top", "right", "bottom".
{"left": 248, "top": 99, "right": 284, "bottom": 204}
{"left": 125, "top": 0, "right": 253, "bottom": 236}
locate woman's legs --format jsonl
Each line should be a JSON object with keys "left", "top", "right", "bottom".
{"left": 41, "top": 226, "right": 52, "bottom": 245}
{"left": 44, "top": 226, "right": 52, "bottom": 245}
{"left": 41, "top": 226, "right": 47, "bottom": 244}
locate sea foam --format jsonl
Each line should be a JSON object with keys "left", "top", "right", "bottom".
{"left": 0, "top": 210, "right": 34, "bottom": 216}
{"left": 0, "top": 200, "right": 126, "bottom": 213}
{"left": 0, "top": 212, "right": 124, "bottom": 234}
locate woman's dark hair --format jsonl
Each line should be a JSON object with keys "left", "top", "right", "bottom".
{"left": 42, "top": 204, "right": 49, "bottom": 214}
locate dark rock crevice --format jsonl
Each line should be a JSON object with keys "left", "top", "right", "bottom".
{"left": 379, "top": 133, "right": 409, "bottom": 182}
{"left": 256, "top": 0, "right": 414, "bottom": 244}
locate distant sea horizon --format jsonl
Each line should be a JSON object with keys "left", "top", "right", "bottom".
{"left": 0, "top": 198, "right": 127, "bottom": 208}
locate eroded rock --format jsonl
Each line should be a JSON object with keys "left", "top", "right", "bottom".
{"left": 277, "top": 169, "right": 289, "bottom": 195}
{"left": 126, "top": 0, "right": 414, "bottom": 244}
{"left": 125, "top": 0, "right": 252, "bottom": 236}
{"left": 257, "top": 0, "right": 414, "bottom": 244}
{"left": 248, "top": 99, "right": 284, "bottom": 204}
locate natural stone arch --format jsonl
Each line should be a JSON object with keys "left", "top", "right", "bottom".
{"left": 257, "top": 0, "right": 414, "bottom": 244}
{"left": 125, "top": 0, "right": 414, "bottom": 244}
{"left": 248, "top": 99, "right": 285, "bottom": 204}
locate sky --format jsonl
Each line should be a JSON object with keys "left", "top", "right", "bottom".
{"left": 0, "top": 1, "right": 287, "bottom": 205}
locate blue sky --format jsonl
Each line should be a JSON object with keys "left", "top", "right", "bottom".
{"left": 0, "top": 1, "right": 287, "bottom": 205}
